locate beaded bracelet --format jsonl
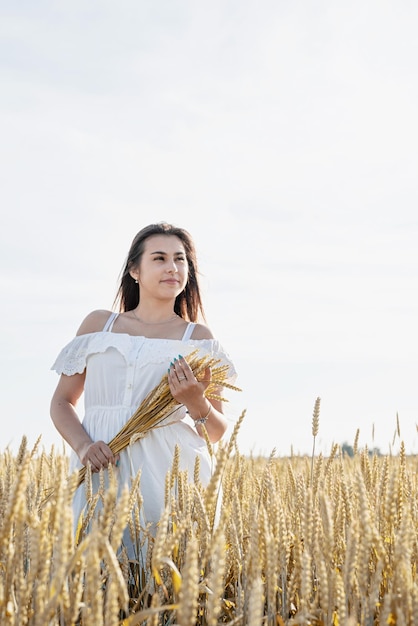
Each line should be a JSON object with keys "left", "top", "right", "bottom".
{"left": 187, "top": 404, "right": 212, "bottom": 425}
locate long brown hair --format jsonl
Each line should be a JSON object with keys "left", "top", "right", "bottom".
{"left": 113, "top": 222, "right": 206, "bottom": 322}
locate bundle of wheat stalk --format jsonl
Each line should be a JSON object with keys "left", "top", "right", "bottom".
{"left": 75, "top": 349, "right": 241, "bottom": 488}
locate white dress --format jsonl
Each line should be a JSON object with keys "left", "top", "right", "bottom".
{"left": 51, "top": 312, "right": 236, "bottom": 555}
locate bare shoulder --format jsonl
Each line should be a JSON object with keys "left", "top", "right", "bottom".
{"left": 76, "top": 309, "right": 115, "bottom": 336}
{"left": 190, "top": 322, "right": 215, "bottom": 340}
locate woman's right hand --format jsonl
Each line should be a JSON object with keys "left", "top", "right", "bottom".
{"left": 51, "top": 372, "right": 120, "bottom": 471}
{"left": 79, "top": 440, "right": 119, "bottom": 472}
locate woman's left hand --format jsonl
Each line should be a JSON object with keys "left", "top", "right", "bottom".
{"left": 168, "top": 355, "right": 228, "bottom": 443}
{"left": 167, "top": 355, "right": 211, "bottom": 406}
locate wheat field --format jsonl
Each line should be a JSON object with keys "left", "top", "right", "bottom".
{"left": 1, "top": 413, "right": 417, "bottom": 625}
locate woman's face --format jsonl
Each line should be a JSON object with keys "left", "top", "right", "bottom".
{"left": 132, "top": 234, "right": 189, "bottom": 299}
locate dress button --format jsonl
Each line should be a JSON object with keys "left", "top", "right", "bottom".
{"left": 127, "top": 383, "right": 132, "bottom": 389}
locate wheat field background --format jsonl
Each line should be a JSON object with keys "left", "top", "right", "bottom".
{"left": 1, "top": 410, "right": 417, "bottom": 626}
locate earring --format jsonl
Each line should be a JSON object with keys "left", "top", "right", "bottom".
{"left": 135, "top": 279, "right": 138, "bottom": 284}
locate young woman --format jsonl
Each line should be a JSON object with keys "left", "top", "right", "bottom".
{"left": 50, "top": 222, "right": 237, "bottom": 555}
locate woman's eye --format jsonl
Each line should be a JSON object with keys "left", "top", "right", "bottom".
{"left": 152, "top": 255, "right": 185, "bottom": 262}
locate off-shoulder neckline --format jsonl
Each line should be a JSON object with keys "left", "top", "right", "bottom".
{"left": 75, "top": 331, "right": 214, "bottom": 342}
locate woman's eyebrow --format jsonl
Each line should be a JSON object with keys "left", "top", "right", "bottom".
{"left": 149, "top": 250, "right": 185, "bottom": 255}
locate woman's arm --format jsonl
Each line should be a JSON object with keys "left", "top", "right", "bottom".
{"left": 50, "top": 370, "right": 118, "bottom": 472}
{"left": 186, "top": 396, "right": 228, "bottom": 443}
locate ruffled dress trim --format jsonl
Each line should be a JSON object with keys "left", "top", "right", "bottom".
{"left": 51, "top": 331, "right": 237, "bottom": 383}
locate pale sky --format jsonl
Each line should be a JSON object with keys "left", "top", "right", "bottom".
{"left": 1, "top": 0, "right": 417, "bottom": 457}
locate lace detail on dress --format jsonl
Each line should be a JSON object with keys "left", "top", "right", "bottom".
{"left": 51, "top": 333, "right": 131, "bottom": 375}
{"left": 51, "top": 332, "right": 237, "bottom": 382}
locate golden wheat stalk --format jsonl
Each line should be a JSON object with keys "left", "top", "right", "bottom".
{"left": 75, "top": 350, "right": 241, "bottom": 488}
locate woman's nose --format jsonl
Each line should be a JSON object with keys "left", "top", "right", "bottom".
{"left": 167, "top": 260, "right": 178, "bottom": 273}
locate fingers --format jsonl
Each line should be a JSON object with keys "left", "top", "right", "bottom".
{"left": 168, "top": 356, "right": 213, "bottom": 391}
{"left": 167, "top": 357, "right": 212, "bottom": 415}
{"left": 82, "top": 441, "right": 118, "bottom": 473}
{"left": 168, "top": 355, "right": 192, "bottom": 386}
{"left": 199, "top": 366, "right": 212, "bottom": 390}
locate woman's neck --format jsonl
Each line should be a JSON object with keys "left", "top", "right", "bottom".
{"left": 131, "top": 306, "right": 178, "bottom": 325}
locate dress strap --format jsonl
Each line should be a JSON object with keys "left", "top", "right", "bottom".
{"left": 103, "top": 312, "right": 119, "bottom": 332}
{"left": 181, "top": 322, "right": 196, "bottom": 341}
